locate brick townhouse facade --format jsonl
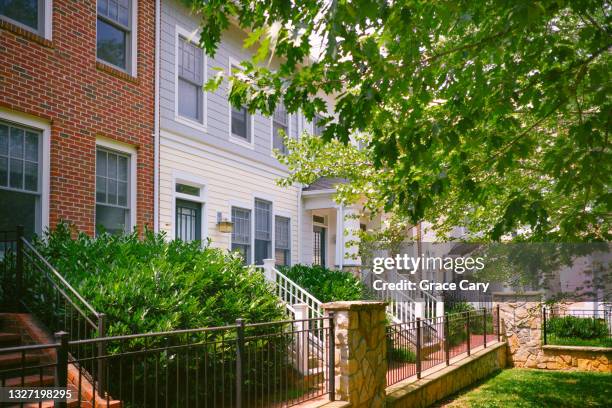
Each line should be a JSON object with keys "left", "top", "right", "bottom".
{"left": 0, "top": 0, "right": 156, "bottom": 237}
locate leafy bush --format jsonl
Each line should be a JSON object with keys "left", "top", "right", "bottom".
{"left": 34, "top": 223, "right": 286, "bottom": 336}
{"left": 277, "top": 264, "right": 369, "bottom": 302}
{"left": 547, "top": 316, "right": 608, "bottom": 340}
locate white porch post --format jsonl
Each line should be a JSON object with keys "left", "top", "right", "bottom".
{"left": 414, "top": 302, "right": 424, "bottom": 319}
{"left": 293, "top": 303, "right": 310, "bottom": 374}
{"left": 262, "top": 258, "right": 276, "bottom": 283}
{"left": 436, "top": 300, "right": 445, "bottom": 318}
{"left": 341, "top": 205, "right": 361, "bottom": 268}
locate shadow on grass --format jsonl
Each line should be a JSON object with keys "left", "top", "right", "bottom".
{"left": 432, "top": 368, "right": 612, "bottom": 408}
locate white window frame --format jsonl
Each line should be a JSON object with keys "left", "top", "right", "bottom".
{"left": 95, "top": 0, "right": 138, "bottom": 77}
{"left": 274, "top": 213, "right": 292, "bottom": 266}
{"left": 228, "top": 56, "right": 255, "bottom": 149}
{"left": 269, "top": 101, "right": 292, "bottom": 156}
{"left": 95, "top": 138, "right": 137, "bottom": 234}
{"left": 174, "top": 25, "right": 207, "bottom": 131}
{"left": 170, "top": 170, "right": 207, "bottom": 242}
{"left": 0, "top": 0, "right": 52, "bottom": 40}
{"left": 0, "top": 108, "right": 50, "bottom": 236}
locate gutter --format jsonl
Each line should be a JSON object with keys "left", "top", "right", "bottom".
{"left": 153, "top": 0, "right": 161, "bottom": 233}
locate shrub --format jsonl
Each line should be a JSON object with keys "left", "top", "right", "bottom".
{"left": 33, "top": 223, "right": 286, "bottom": 336}
{"left": 277, "top": 264, "right": 369, "bottom": 302}
{"left": 547, "top": 316, "right": 608, "bottom": 340}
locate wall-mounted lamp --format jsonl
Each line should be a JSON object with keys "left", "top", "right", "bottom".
{"left": 217, "top": 212, "right": 233, "bottom": 233}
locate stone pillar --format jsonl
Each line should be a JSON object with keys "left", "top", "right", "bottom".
{"left": 323, "top": 301, "right": 387, "bottom": 407}
{"left": 493, "top": 291, "right": 544, "bottom": 368}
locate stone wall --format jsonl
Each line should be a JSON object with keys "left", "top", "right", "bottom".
{"left": 386, "top": 342, "right": 507, "bottom": 408}
{"left": 493, "top": 292, "right": 611, "bottom": 372}
{"left": 541, "top": 346, "right": 611, "bottom": 372}
{"left": 322, "top": 301, "right": 388, "bottom": 408}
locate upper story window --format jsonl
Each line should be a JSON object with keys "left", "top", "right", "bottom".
{"left": 97, "top": 0, "right": 132, "bottom": 72}
{"left": 178, "top": 35, "right": 204, "bottom": 124}
{"left": 0, "top": 0, "right": 45, "bottom": 36}
{"left": 0, "top": 120, "right": 42, "bottom": 238}
{"left": 313, "top": 114, "right": 324, "bottom": 136}
{"left": 96, "top": 147, "right": 131, "bottom": 235}
{"left": 229, "top": 63, "right": 251, "bottom": 143}
{"left": 272, "top": 102, "right": 289, "bottom": 154}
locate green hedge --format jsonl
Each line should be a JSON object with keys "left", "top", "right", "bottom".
{"left": 277, "top": 264, "right": 370, "bottom": 302}
{"left": 547, "top": 315, "right": 608, "bottom": 340}
{"left": 34, "top": 224, "right": 286, "bottom": 336}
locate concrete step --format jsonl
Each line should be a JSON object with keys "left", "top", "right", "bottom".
{"left": 0, "top": 352, "right": 39, "bottom": 368}
{"left": 3, "top": 374, "right": 55, "bottom": 387}
{"left": 0, "top": 332, "right": 22, "bottom": 347}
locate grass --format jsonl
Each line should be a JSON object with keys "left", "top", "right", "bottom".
{"left": 547, "top": 337, "right": 612, "bottom": 348}
{"left": 435, "top": 368, "right": 612, "bottom": 407}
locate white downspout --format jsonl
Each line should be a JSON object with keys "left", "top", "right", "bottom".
{"left": 153, "top": 0, "right": 161, "bottom": 233}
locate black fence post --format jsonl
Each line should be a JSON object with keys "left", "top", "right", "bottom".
{"left": 483, "top": 308, "right": 487, "bottom": 348}
{"left": 466, "top": 312, "right": 471, "bottom": 356}
{"left": 235, "top": 318, "right": 245, "bottom": 408}
{"left": 16, "top": 225, "right": 24, "bottom": 298}
{"left": 328, "top": 311, "right": 335, "bottom": 401}
{"left": 416, "top": 318, "right": 422, "bottom": 379}
{"left": 97, "top": 313, "right": 106, "bottom": 397}
{"left": 444, "top": 313, "right": 450, "bottom": 366}
{"left": 496, "top": 304, "right": 501, "bottom": 342}
{"left": 54, "top": 331, "right": 68, "bottom": 408}
{"left": 542, "top": 306, "right": 547, "bottom": 345}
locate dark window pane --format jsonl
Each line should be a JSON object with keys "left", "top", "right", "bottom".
{"left": 97, "top": 0, "right": 108, "bottom": 15}
{"left": 107, "top": 153, "right": 117, "bottom": 179}
{"left": 0, "top": 157, "right": 7, "bottom": 187}
{"left": 97, "top": 18, "right": 127, "bottom": 69}
{"left": 24, "top": 161, "right": 37, "bottom": 191}
{"left": 0, "top": 124, "right": 8, "bottom": 155}
{"left": 96, "top": 176, "right": 107, "bottom": 203}
{"left": 117, "top": 181, "right": 127, "bottom": 206}
{"left": 9, "top": 158, "right": 23, "bottom": 189}
{"left": 0, "top": 0, "right": 39, "bottom": 31}
{"left": 117, "top": 155, "right": 128, "bottom": 181}
{"left": 107, "top": 178, "right": 117, "bottom": 204}
{"left": 96, "top": 149, "right": 107, "bottom": 176}
{"left": 25, "top": 131, "right": 38, "bottom": 162}
{"left": 0, "top": 189, "right": 37, "bottom": 238}
{"left": 96, "top": 204, "right": 128, "bottom": 235}
{"left": 175, "top": 183, "right": 200, "bottom": 196}
{"left": 178, "top": 79, "right": 201, "bottom": 121}
{"left": 9, "top": 127, "right": 24, "bottom": 158}
{"left": 231, "top": 106, "right": 248, "bottom": 139}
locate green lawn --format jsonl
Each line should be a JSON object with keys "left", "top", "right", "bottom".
{"left": 435, "top": 369, "right": 612, "bottom": 407}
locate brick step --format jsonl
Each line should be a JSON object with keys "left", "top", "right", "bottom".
{"left": 0, "top": 332, "right": 22, "bottom": 347}
{"left": 2, "top": 374, "right": 55, "bottom": 387}
{"left": 0, "top": 352, "right": 39, "bottom": 368}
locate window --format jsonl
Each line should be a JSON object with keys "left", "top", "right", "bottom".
{"left": 254, "top": 199, "right": 272, "bottom": 265}
{"left": 0, "top": 0, "right": 44, "bottom": 35}
{"left": 96, "top": 147, "right": 130, "bottom": 235}
{"left": 175, "top": 199, "right": 201, "bottom": 242}
{"left": 175, "top": 183, "right": 200, "bottom": 197}
{"left": 313, "top": 114, "right": 324, "bottom": 136}
{"left": 178, "top": 36, "right": 204, "bottom": 123}
{"left": 0, "top": 120, "right": 41, "bottom": 238}
{"left": 272, "top": 102, "right": 289, "bottom": 154}
{"left": 229, "top": 64, "right": 250, "bottom": 142}
{"left": 97, "top": 0, "right": 132, "bottom": 71}
{"left": 313, "top": 225, "right": 326, "bottom": 266}
{"left": 275, "top": 216, "right": 290, "bottom": 266}
{"left": 231, "top": 207, "right": 251, "bottom": 264}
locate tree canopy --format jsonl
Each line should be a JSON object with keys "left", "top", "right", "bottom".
{"left": 187, "top": 0, "right": 611, "bottom": 242}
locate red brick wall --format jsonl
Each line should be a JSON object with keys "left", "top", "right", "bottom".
{"left": 0, "top": 0, "right": 155, "bottom": 236}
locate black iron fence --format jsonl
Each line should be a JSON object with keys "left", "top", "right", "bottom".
{"left": 542, "top": 307, "right": 612, "bottom": 347}
{"left": 0, "top": 315, "right": 335, "bottom": 408}
{"left": 386, "top": 307, "right": 500, "bottom": 386}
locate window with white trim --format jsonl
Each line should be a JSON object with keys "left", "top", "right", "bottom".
{"left": 97, "top": 0, "right": 132, "bottom": 71}
{"left": 230, "top": 64, "right": 250, "bottom": 141}
{"left": 254, "top": 199, "right": 272, "bottom": 265}
{"left": 95, "top": 147, "right": 131, "bottom": 235}
{"left": 231, "top": 207, "right": 251, "bottom": 264}
{"left": 178, "top": 36, "right": 204, "bottom": 123}
{"left": 272, "top": 102, "right": 289, "bottom": 154}
{"left": 313, "top": 114, "right": 324, "bottom": 136}
{"left": 0, "top": 0, "right": 45, "bottom": 36}
{"left": 0, "top": 120, "right": 41, "bottom": 238}
{"left": 275, "top": 216, "right": 290, "bottom": 266}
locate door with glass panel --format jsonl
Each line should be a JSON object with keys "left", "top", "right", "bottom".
{"left": 313, "top": 226, "right": 326, "bottom": 266}
{"left": 0, "top": 120, "right": 42, "bottom": 239}
{"left": 175, "top": 199, "right": 201, "bottom": 242}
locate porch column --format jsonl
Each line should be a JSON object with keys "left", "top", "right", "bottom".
{"left": 336, "top": 205, "right": 361, "bottom": 270}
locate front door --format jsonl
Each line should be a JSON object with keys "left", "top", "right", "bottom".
{"left": 313, "top": 226, "right": 326, "bottom": 266}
